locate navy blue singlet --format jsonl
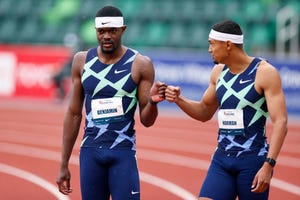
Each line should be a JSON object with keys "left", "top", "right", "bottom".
{"left": 81, "top": 47, "right": 138, "bottom": 150}
{"left": 216, "top": 57, "right": 269, "bottom": 157}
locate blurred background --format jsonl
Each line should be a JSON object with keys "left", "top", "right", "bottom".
{"left": 0, "top": 1, "right": 300, "bottom": 199}
{"left": 0, "top": 0, "right": 299, "bottom": 117}
{"left": 0, "top": 0, "right": 299, "bottom": 54}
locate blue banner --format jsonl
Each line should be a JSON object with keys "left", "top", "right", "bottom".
{"left": 275, "top": 61, "right": 300, "bottom": 117}
{"left": 151, "top": 55, "right": 300, "bottom": 117}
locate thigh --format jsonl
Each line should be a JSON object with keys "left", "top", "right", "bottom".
{"left": 109, "top": 150, "right": 140, "bottom": 200}
{"left": 80, "top": 148, "right": 110, "bottom": 200}
{"left": 199, "top": 152, "right": 237, "bottom": 200}
{"left": 237, "top": 156, "right": 269, "bottom": 200}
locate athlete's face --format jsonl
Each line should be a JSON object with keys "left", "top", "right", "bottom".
{"left": 208, "top": 39, "right": 229, "bottom": 64}
{"left": 96, "top": 26, "right": 126, "bottom": 54}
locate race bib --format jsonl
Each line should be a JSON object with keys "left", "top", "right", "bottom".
{"left": 218, "top": 109, "right": 244, "bottom": 135}
{"left": 91, "top": 97, "right": 124, "bottom": 125}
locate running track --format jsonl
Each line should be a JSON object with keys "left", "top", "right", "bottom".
{"left": 0, "top": 98, "right": 299, "bottom": 200}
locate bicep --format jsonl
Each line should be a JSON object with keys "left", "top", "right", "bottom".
{"left": 138, "top": 77, "right": 153, "bottom": 109}
{"left": 199, "top": 83, "right": 219, "bottom": 118}
{"left": 264, "top": 75, "right": 287, "bottom": 122}
{"left": 135, "top": 56, "right": 155, "bottom": 110}
{"left": 202, "top": 83, "right": 219, "bottom": 107}
{"left": 259, "top": 64, "right": 287, "bottom": 122}
{"left": 199, "top": 65, "right": 221, "bottom": 117}
{"left": 67, "top": 53, "right": 85, "bottom": 115}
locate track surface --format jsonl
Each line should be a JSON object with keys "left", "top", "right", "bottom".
{"left": 0, "top": 98, "right": 299, "bottom": 200}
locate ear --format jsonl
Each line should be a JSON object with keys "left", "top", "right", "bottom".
{"left": 226, "top": 41, "right": 232, "bottom": 50}
{"left": 121, "top": 26, "right": 127, "bottom": 33}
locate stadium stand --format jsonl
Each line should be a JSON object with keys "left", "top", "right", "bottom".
{"left": 0, "top": 0, "right": 299, "bottom": 54}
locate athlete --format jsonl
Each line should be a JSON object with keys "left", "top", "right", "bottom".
{"left": 56, "top": 5, "right": 166, "bottom": 200}
{"left": 165, "top": 20, "right": 287, "bottom": 200}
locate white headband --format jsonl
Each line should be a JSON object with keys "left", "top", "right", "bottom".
{"left": 209, "top": 29, "right": 243, "bottom": 44}
{"left": 95, "top": 17, "right": 124, "bottom": 28}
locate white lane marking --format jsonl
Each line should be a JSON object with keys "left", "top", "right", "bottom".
{"left": 0, "top": 143, "right": 195, "bottom": 199}
{"left": 140, "top": 172, "right": 197, "bottom": 200}
{"left": 138, "top": 149, "right": 210, "bottom": 170}
{"left": 2, "top": 128, "right": 300, "bottom": 159}
{"left": 272, "top": 179, "right": 300, "bottom": 196}
{"left": 1, "top": 142, "right": 300, "bottom": 197}
{"left": 277, "top": 155, "right": 300, "bottom": 168}
{"left": 0, "top": 163, "right": 69, "bottom": 200}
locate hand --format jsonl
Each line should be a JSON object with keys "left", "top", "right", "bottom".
{"left": 56, "top": 167, "right": 73, "bottom": 195}
{"left": 149, "top": 81, "right": 167, "bottom": 103}
{"left": 165, "top": 85, "right": 181, "bottom": 103}
{"left": 251, "top": 164, "right": 273, "bottom": 193}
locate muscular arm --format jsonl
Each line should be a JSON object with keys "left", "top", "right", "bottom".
{"left": 251, "top": 61, "right": 288, "bottom": 193}
{"left": 165, "top": 65, "right": 221, "bottom": 122}
{"left": 133, "top": 54, "right": 164, "bottom": 127}
{"left": 60, "top": 55, "right": 85, "bottom": 167}
{"left": 258, "top": 61, "right": 288, "bottom": 161}
{"left": 265, "top": 67, "right": 287, "bottom": 160}
{"left": 57, "top": 52, "right": 86, "bottom": 194}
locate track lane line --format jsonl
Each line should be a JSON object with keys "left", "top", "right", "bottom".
{"left": 0, "top": 142, "right": 299, "bottom": 197}
{"left": 0, "top": 142, "right": 197, "bottom": 200}
{"left": 0, "top": 163, "right": 69, "bottom": 200}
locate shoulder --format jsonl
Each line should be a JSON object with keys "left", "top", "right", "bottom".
{"left": 256, "top": 60, "right": 281, "bottom": 90}
{"left": 131, "top": 52, "right": 154, "bottom": 83}
{"left": 257, "top": 60, "right": 277, "bottom": 73}
{"left": 212, "top": 63, "right": 225, "bottom": 73}
{"left": 211, "top": 63, "right": 225, "bottom": 83}
{"left": 133, "top": 53, "right": 153, "bottom": 67}
{"left": 73, "top": 51, "right": 87, "bottom": 62}
{"left": 257, "top": 60, "right": 280, "bottom": 81}
{"left": 132, "top": 53, "right": 154, "bottom": 74}
{"left": 72, "top": 51, "right": 88, "bottom": 74}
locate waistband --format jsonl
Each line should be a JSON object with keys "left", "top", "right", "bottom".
{"left": 215, "top": 146, "right": 267, "bottom": 157}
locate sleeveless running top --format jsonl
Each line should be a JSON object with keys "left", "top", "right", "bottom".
{"left": 216, "top": 58, "right": 269, "bottom": 157}
{"left": 81, "top": 47, "right": 139, "bottom": 150}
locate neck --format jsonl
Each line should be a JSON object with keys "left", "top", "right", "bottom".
{"left": 98, "top": 45, "right": 126, "bottom": 64}
{"left": 226, "top": 53, "right": 253, "bottom": 74}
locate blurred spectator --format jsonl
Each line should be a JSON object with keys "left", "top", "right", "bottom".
{"left": 52, "top": 32, "right": 81, "bottom": 101}
{"left": 52, "top": 58, "right": 72, "bottom": 100}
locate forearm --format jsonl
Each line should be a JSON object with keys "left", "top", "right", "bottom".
{"left": 140, "top": 100, "right": 158, "bottom": 127}
{"left": 267, "top": 119, "right": 288, "bottom": 160}
{"left": 60, "top": 111, "right": 82, "bottom": 167}
{"left": 176, "top": 95, "right": 214, "bottom": 122}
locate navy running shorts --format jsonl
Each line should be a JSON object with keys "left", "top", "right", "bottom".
{"left": 80, "top": 147, "right": 140, "bottom": 200}
{"left": 199, "top": 149, "right": 269, "bottom": 200}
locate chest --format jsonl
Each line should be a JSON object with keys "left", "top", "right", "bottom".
{"left": 82, "top": 57, "right": 136, "bottom": 98}
{"left": 216, "top": 67, "right": 262, "bottom": 109}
